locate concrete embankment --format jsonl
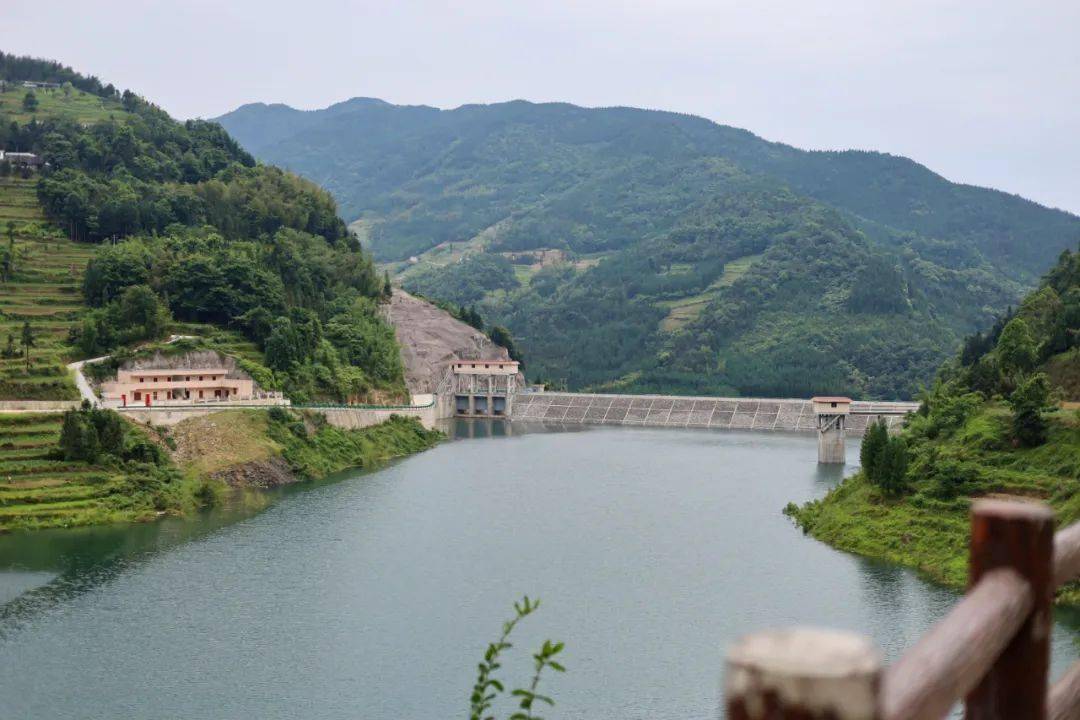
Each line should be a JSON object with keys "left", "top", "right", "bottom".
{"left": 513, "top": 392, "right": 916, "bottom": 435}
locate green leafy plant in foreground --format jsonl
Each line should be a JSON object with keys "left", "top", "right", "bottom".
{"left": 470, "top": 596, "right": 565, "bottom": 720}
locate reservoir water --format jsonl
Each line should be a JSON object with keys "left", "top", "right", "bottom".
{"left": 2, "top": 422, "right": 1078, "bottom": 719}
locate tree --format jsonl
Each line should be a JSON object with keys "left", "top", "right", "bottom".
{"left": 21, "top": 91, "right": 38, "bottom": 112}
{"left": 20, "top": 321, "right": 35, "bottom": 372}
{"left": 62, "top": 81, "right": 73, "bottom": 99}
{"left": 876, "top": 437, "right": 910, "bottom": 496}
{"left": 860, "top": 420, "right": 888, "bottom": 480}
{"left": 488, "top": 325, "right": 524, "bottom": 366}
{"left": 1008, "top": 372, "right": 1053, "bottom": 447}
{"left": 996, "top": 317, "right": 1038, "bottom": 377}
{"left": 90, "top": 407, "right": 125, "bottom": 456}
{"left": 381, "top": 270, "right": 392, "bottom": 301}
{"left": 2, "top": 333, "right": 16, "bottom": 358}
{"left": 966, "top": 356, "right": 1003, "bottom": 397}
{"left": 4, "top": 220, "right": 14, "bottom": 280}
{"left": 117, "top": 284, "right": 169, "bottom": 340}
{"left": 59, "top": 407, "right": 99, "bottom": 462}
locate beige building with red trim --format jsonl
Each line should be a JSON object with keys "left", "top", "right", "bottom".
{"left": 102, "top": 367, "right": 255, "bottom": 406}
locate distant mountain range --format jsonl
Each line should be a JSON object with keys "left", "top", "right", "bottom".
{"left": 216, "top": 98, "right": 1080, "bottom": 398}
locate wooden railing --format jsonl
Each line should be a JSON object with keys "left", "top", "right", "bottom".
{"left": 724, "top": 499, "right": 1080, "bottom": 719}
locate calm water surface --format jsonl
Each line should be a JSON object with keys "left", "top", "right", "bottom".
{"left": 2, "top": 422, "right": 1078, "bottom": 719}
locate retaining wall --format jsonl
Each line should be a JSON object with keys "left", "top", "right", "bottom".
{"left": 0, "top": 400, "right": 82, "bottom": 412}
{"left": 512, "top": 393, "right": 916, "bottom": 435}
{"left": 318, "top": 405, "right": 439, "bottom": 431}
{"left": 119, "top": 403, "right": 440, "bottom": 429}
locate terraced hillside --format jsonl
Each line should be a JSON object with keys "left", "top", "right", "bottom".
{"left": 0, "top": 413, "right": 118, "bottom": 531}
{"left": 0, "top": 176, "right": 88, "bottom": 400}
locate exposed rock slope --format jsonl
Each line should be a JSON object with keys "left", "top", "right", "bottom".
{"left": 385, "top": 290, "right": 512, "bottom": 393}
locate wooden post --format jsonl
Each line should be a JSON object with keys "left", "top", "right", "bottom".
{"left": 725, "top": 627, "right": 882, "bottom": 719}
{"left": 966, "top": 499, "right": 1054, "bottom": 720}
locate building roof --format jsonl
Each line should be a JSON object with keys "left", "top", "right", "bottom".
{"left": 811, "top": 396, "right": 853, "bottom": 403}
{"left": 453, "top": 359, "right": 519, "bottom": 365}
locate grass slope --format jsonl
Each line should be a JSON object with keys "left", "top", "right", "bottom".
{"left": 0, "top": 85, "right": 122, "bottom": 124}
{"left": 169, "top": 408, "right": 442, "bottom": 483}
{"left": 0, "top": 176, "right": 89, "bottom": 399}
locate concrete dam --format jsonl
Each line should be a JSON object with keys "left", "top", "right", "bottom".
{"left": 510, "top": 392, "right": 916, "bottom": 435}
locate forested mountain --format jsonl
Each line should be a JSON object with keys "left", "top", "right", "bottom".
{"left": 218, "top": 99, "right": 1080, "bottom": 399}
{"left": 2, "top": 53, "right": 403, "bottom": 403}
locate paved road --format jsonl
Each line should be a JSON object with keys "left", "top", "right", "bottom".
{"left": 66, "top": 355, "right": 108, "bottom": 407}
{"left": 64, "top": 335, "right": 200, "bottom": 408}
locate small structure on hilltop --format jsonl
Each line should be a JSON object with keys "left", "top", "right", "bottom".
{"left": 450, "top": 359, "right": 519, "bottom": 417}
{"left": 0, "top": 151, "right": 43, "bottom": 168}
{"left": 100, "top": 350, "right": 284, "bottom": 408}
{"left": 812, "top": 396, "right": 851, "bottom": 464}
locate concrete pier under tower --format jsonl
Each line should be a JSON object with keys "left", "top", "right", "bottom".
{"left": 812, "top": 396, "right": 852, "bottom": 464}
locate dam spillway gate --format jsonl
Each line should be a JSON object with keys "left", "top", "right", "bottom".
{"left": 445, "top": 360, "right": 520, "bottom": 418}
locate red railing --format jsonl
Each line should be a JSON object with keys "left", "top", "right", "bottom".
{"left": 724, "top": 499, "right": 1080, "bottom": 719}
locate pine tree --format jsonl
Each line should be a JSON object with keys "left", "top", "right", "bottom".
{"left": 876, "top": 437, "right": 910, "bottom": 496}
{"left": 860, "top": 420, "right": 888, "bottom": 482}
{"left": 20, "top": 321, "right": 35, "bottom": 372}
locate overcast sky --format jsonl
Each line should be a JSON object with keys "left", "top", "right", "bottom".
{"left": 6, "top": 1, "right": 1078, "bottom": 214}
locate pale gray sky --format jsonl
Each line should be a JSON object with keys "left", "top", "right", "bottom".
{"left": 6, "top": 0, "right": 1078, "bottom": 213}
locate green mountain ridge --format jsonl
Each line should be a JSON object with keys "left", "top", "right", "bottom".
{"left": 216, "top": 98, "right": 1080, "bottom": 399}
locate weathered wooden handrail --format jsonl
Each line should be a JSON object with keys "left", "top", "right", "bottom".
{"left": 1054, "top": 521, "right": 1080, "bottom": 589}
{"left": 725, "top": 628, "right": 882, "bottom": 719}
{"left": 881, "top": 568, "right": 1033, "bottom": 720}
{"left": 1048, "top": 661, "right": 1080, "bottom": 720}
{"left": 1047, "top": 523, "right": 1080, "bottom": 720}
{"left": 966, "top": 499, "right": 1054, "bottom": 719}
{"left": 723, "top": 499, "right": 1061, "bottom": 720}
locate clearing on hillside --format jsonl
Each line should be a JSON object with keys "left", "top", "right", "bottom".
{"left": 658, "top": 252, "right": 764, "bottom": 332}
{"left": 0, "top": 85, "right": 122, "bottom": 125}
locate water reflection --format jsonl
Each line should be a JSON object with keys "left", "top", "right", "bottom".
{"left": 0, "top": 491, "right": 272, "bottom": 638}
{"left": 439, "top": 417, "right": 591, "bottom": 439}
{"left": 813, "top": 458, "right": 850, "bottom": 489}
